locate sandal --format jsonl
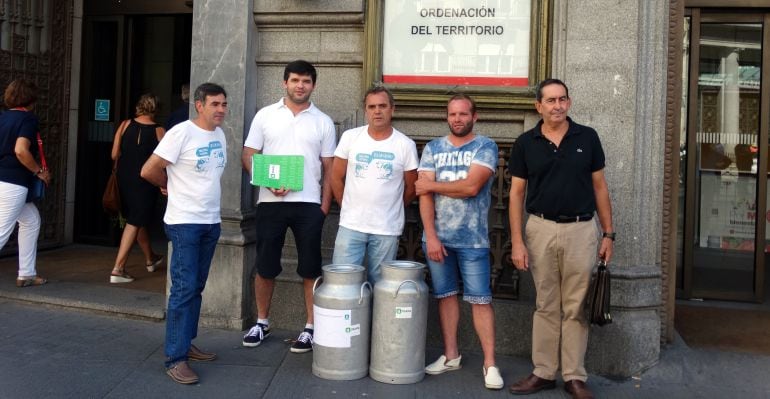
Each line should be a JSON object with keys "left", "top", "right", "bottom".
{"left": 110, "top": 269, "right": 134, "bottom": 284}
{"left": 146, "top": 255, "right": 164, "bottom": 272}
{"left": 16, "top": 276, "right": 47, "bottom": 288}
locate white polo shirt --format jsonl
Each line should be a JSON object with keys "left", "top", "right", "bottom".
{"left": 244, "top": 98, "right": 336, "bottom": 204}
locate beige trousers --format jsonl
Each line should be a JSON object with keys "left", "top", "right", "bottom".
{"left": 526, "top": 215, "right": 598, "bottom": 382}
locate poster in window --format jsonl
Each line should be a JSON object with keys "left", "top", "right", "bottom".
{"left": 383, "top": 0, "right": 531, "bottom": 87}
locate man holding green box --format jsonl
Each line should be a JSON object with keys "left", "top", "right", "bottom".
{"left": 330, "top": 86, "right": 418, "bottom": 283}
{"left": 241, "top": 60, "right": 336, "bottom": 354}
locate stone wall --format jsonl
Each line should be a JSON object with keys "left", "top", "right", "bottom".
{"left": 188, "top": 0, "right": 667, "bottom": 378}
{"left": 189, "top": 0, "right": 260, "bottom": 329}
{"left": 549, "top": 0, "right": 668, "bottom": 375}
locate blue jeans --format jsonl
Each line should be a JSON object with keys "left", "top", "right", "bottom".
{"left": 164, "top": 223, "right": 220, "bottom": 368}
{"left": 333, "top": 226, "right": 399, "bottom": 283}
{"left": 422, "top": 245, "right": 492, "bottom": 304}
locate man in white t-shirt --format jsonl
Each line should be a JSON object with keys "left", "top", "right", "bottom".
{"left": 241, "top": 60, "right": 336, "bottom": 354}
{"left": 141, "top": 83, "right": 228, "bottom": 385}
{"left": 330, "top": 86, "right": 418, "bottom": 282}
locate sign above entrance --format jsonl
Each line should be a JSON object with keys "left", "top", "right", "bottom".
{"left": 94, "top": 99, "right": 110, "bottom": 121}
{"left": 382, "top": 1, "right": 531, "bottom": 87}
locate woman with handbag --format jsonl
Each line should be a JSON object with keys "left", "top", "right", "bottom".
{"left": 109, "top": 93, "right": 166, "bottom": 283}
{"left": 0, "top": 78, "right": 50, "bottom": 287}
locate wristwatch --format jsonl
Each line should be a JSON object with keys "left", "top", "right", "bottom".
{"left": 602, "top": 232, "right": 616, "bottom": 241}
{"left": 34, "top": 168, "right": 43, "bottom": 176}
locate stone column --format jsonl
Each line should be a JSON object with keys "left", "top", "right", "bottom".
{"left": 65, "top": 0, "right": 84, "bottom": 244}
{"left": 188, "top": 0, "right": 258, "bottom": 329}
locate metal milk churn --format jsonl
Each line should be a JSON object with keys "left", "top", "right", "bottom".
{"left": 312, "top": 264, "right": 372, "bottom": 380}
{"left": 369, "top": 260, "right": 429, "bottom": 384}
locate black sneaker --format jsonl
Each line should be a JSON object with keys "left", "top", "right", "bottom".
{"left": 242, "top": 323, "right": 271, "bottom": 347}
{"left": 290, "top": 328, "right": 313, "bottom": 353}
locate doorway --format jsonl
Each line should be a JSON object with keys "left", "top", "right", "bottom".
{"left": 74, "top": 13, "right": 192, "bottom": 245}
{"left": 679, "top": 9, "right": 770, "bottom": 302}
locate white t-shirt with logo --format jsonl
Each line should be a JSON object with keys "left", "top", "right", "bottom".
{"left": 334, "top": 125, "right": 418, "bottom": 236}
{"left": 154, "top": 120, "right": 227, "bottom": 224}
{"left": 244, "top": 98, "right": 336, "bottom": 204}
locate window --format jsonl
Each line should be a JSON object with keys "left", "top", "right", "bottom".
{"left": 363, "top": 0, "right": 552, "bottom": 110}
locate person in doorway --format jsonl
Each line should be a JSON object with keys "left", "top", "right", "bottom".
{"left": 417, "top": 93, "right": 503, "bottom": 390}
{"left": 109, "top": 93, "right": 165, "bottom": 283}
{"left": 241, "top": 60, "right": 336, "bottom": 353}
{"left": 330, "top": 86, "right": 418, "bottom": 283}
{"left": 0, "top": 78, "right": 50, "bottom": 288}
{"left": 141, "top": 82, "right": 228, "bottom": 384}
{"left": 507, "top": 79, "right": 614, "bottom": 399}
{"left": 165, "top": 83, "right": 190, "bottom": 131}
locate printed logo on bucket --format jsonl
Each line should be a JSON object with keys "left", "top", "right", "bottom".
{"left": 345, "top": 324, "right": 361, "bottom": 336}
{"left": 395, "top": 306, "right": 413, "bottom": 319}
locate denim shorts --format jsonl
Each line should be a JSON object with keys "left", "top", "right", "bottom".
{"left": 423, "top": 244, "right": 492, "bottom": 304}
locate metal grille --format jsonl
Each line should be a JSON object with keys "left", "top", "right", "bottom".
{"left": 397, "top": 140, "right": 519, "bottom": 299}
{"left": 0, "top": 0, "right": 72, "bottom": 250}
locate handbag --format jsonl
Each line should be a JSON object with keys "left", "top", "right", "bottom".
{"left": 26, "top": 132, "right": 46, "bottom": 202}
{"left": 586, "top": 260, "right": 612, "bottom": 326}
{"left": 103, "top": 120, "right": 130, "bottom": 215}
{"left": 102, "top": 161, "right": 121, "bottom": 215}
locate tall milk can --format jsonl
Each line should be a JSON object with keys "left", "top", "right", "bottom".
{"left": 369, "top": 261, "right": 429, "bottom": 384}
{"left": 312, "top": 264, "right": 372, "bottom": 380}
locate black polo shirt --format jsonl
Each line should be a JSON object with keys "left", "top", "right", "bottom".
{"left": 508, "top": 117, "right": 605, "bottom": 217}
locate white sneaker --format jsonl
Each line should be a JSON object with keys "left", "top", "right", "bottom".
{"left": 425, "top": 354, "right": 462, "bottom": 375}
{"left": 110, "top": 271, "right": 134, "bottom": 283}
{"left": 146, "top": 255, "right": 164, "bottom": 272}
{"left": 483, "top": 365, "right": 504, "bottom": 390}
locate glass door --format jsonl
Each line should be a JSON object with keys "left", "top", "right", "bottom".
{"left": 682, "top": 11, "right": 770, "bottom": 301}
{"left": 73, "top": 16, "right": 125, "bottom": 245}
{"left": 74, "top": 14, "right": 192, "bottom": 245}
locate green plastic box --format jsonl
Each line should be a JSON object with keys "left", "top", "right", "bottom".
{"left": 251, "top": 154, "right": 304, "bottom": 191}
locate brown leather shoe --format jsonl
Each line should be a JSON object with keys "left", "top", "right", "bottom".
{"left": 509, "top": 373, "right": 556, "bottom": 395}
{"left": 166, "top": 361, "right": 199, "bottom": 384}
{"left": 187, "top": 344, "right": 217, "bottom": 362}
{"left": 564, "top": 380, "right": 594, "bottom": 399}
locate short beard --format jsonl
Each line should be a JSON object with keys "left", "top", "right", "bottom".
{"left": 449, "top": 121, "right": 474, "bottom": 137}
{"left": 286, "top": 90, "right": 311, "bottom": 105}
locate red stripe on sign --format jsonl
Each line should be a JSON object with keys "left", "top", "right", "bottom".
{"left": 383, "top": 75, "right": 529, "bottom": 87}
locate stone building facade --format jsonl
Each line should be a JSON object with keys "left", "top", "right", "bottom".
{"left": 187, "top": 0, "right": 665, "bottom": 378}
{"left": 13, "top": 0, "right": 768, "bottom": 379}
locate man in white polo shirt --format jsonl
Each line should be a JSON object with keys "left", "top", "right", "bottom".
{"left": 241, "top": 60, "right": 336, "bottom": 353}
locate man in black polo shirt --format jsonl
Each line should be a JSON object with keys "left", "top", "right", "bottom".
{"left": 507, "top": 79, "right": 614, "bottom": 399}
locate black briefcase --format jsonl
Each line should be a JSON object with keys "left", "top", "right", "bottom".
{"left": 586, "top": 260, "right": 612, "bottom": 326}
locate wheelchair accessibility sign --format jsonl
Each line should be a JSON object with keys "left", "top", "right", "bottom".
{"left": 95, "top": 99, "right": 110, "bottom": 121}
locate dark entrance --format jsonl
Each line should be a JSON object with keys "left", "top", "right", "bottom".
{"left": 75, "top": 5, "right": 192, "bottom": 244}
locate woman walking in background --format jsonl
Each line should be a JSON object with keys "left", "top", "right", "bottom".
{"left": 110, "top": 93, "right": 165, "bottom": 283}
{"left": 0, "top": 78, "right": 50, "bottom": 287}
